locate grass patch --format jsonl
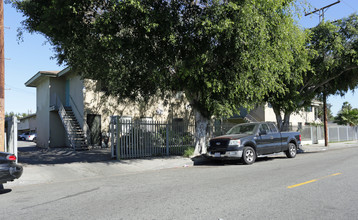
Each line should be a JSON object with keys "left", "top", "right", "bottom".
{"left": 182, "top": 146, "right": 195, "bottom": 157}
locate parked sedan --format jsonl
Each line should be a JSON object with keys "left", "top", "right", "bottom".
{"left": 18, "top": 132, "right": 36, "bottom": 141}
{"left": 18, "top": 132, "right": 29, "bottom": 140}
{"left": 0, "top": 152, "right": 23, "bottom": 184}
{"left": 26, "top": 133, "right": 36, "bottom": 141}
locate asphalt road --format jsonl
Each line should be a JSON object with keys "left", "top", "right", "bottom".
{"left": 1, "top": 146, "right": 358, "bottom": 220}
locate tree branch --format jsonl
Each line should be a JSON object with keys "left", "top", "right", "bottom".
{"left": 304, "top": 65, "right": 358, "bottom": 93}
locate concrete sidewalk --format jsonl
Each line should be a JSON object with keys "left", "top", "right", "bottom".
{"left": 300, "top": 141, "right": 358, "bottom": 153}
{"left": 4, "top": 140, "right": 358, "bottom": 188}
{"left": 5, "top": 142, "right": 193, "bottom": 188}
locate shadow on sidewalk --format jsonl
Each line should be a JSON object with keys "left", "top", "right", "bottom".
{"left": 17, "top": 145, "right": 114, "bottom": 165}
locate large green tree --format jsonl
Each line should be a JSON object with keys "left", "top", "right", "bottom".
{"left": 266, "top": 14, "right": 358, "bottom": 131}
{"left": 13, "top": 0, "right": 306, "bottom": 154}
{"left": 334, "top": 102, "right": 358, "bottom": 126}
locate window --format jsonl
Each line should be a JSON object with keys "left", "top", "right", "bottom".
{"left": 268, "top": 123, "right": 278, "bottom": 133}
{"left": 260, "top": 124, "right": 270, "bottom": 134}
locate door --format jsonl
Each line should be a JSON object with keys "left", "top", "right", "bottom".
{"left": 255, "top": 124, "right": 274, "bottom": 155}
{"left": 65, "top": 79, "right": 70, "bottom": 107}
{"left": 87, "top": 114, "right": 102, "bottom": 147}
{"left": 256, "top": 124, "right": 271, "bottom": 155}
{"left": 268, "top": 123, "right": 282, "bottom": 152}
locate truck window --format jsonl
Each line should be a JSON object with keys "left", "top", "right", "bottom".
{"left": 268, "top": 123, "right": 278, "bottom": 133}
{"left": 260, "top": 124, "right": 270, "bottom": 134}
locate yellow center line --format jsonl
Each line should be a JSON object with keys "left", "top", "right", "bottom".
{"left": 287, "top": 173, "right": 342, "bottom": 189}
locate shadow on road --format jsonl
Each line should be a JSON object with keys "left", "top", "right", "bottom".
{"left": 191, "top": 155, "right": 295, "bottom": 166}
{"left": 0, "top": 184, "right": 12, "bottom": 194}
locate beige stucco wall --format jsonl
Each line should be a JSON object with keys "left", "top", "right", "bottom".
{"left": 263, "top": 103, "right": 317, "bottom": 126}
{"left": 83, "top": 79, "right": 192, "bottom": 133}
{"left": 36, "top": 78, "right": 50, "bottom": 148}
{"left": 70, "top": 75, "right": 85, "bottom": 126}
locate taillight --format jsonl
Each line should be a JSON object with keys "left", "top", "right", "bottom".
{"left": 299, "top": 134, "right": 301, "bottom": 141}
{"left": 6, "top": 155, "right": 16, "bottom": 161}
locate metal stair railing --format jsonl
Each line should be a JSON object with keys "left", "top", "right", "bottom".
{"left": 244, "top": 114, "right": 259, "bottom": 122}
{"left": 57, "top": 96, "right": 78, "bottom": 150}
{"left": 69, "top": 95, "right": 92, "bottom": 147}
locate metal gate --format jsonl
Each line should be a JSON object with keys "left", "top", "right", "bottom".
{"left": 110, "top": 116, "right": 195, "bottom": 160}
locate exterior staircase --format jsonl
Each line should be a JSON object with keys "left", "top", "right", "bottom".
{"left": 56, "top": 98, "right": 88, "bottom": 150}
{"left": 244, "top": 114, "right": 259, "bottom": 123}
{"left": 62, "top": 107, "right": 88, "bottom": 150}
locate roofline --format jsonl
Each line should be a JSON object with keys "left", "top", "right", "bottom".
{"left": 19, "top": 113, "right": 36, "bottom": 120}
{"left": 25, "top": 71, "right": 60, "bottom": 87}
{"left": 57, "top": 66, "right": 71, "bottom": 77}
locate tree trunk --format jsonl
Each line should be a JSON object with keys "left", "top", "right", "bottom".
{"left": 273, "top": 106, "right": 283, "bottom": 131}
{"left": 193, "top": 110, "right": 209, "bottom": 156}
{"left": 323, "top": 93, "right": 329, "bottom": 146}
{"left": 272, "top": 105, "right": 292, "bottom": 132}
{"left": 281, "top": 111, "right": 292, "bottom": 132}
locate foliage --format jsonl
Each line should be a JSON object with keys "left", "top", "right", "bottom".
{"left": 12, "top": 0, "right": 309, "bottom": 154}
{"left": 5, "top": 112, "right": 29, "bottom": 118}
{"left": 182, "top": 146, "right": 195, "bottom": 158}
{"left": 334, "top": 102, "right": 358, "bottom": 126}
{"left": 12, "top": 0, "right": 305, "bottom": 118}
{"left": 316, "top": 103, "right": 334, "bottom": 122}
{"left": 266, "top": 14, "right": 358, "bottom": 131}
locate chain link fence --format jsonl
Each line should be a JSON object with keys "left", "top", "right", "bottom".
{"left": 291, "top": 125, "right": 358, "bottom": 144}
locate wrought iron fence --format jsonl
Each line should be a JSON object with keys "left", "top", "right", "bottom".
{"left": 109, "top": 117, "right": 241, "bottom": 159}
{"left": 110, "top": 117, "right": 196, "bottom": 159}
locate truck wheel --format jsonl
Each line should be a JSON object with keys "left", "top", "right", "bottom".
{"left": 241, "top": 146, "right": 256, "bottom": 165}
{"left": 285, "top": 143, "right": 297, "bottom": 158}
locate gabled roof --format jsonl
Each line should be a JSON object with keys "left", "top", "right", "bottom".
{"left": 25, "top": 67, "right": 71, "bottom": 87}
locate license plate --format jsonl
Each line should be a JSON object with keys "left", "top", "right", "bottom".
{"left": 214, "top": 152, "right": 221, "bottom": 157}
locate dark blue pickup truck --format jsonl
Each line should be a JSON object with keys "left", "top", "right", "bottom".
{"left": 206, "top": 122, "right": 301, "bottom": 165}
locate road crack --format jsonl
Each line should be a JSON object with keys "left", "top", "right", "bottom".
{"left": 22, "top": 187, "right": 100, "bottom": 210}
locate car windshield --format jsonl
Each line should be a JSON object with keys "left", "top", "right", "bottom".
{"left": 226, "top": 124, "right": 257, "bottom": 135}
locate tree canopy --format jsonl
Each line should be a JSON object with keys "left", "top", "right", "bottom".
{"left": 334, "top": 102, "right": 358, "bottom": 126}
{"left": 12, "top": 0, "right": 307, "bottom": 153}
{"left": 265, "top": 14, "right": 358, "bottom": 131}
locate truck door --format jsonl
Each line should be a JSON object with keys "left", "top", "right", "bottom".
{"left": 268, "top": 123, "right": 282, "bottom": 152}
{"left": 256, "top": 124, "right": 274, "bottom": 154}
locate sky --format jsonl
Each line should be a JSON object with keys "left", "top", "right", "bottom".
{"left": 3, "top": 0, "right": 358, "bottom": 116}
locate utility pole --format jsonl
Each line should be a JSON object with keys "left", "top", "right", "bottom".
{"left": 305, "top": 1, "right": 340, "bottom": 147}
{"left": 0, "top": 0, "right": 4, "bottom": 152}
{"left": 305, "top": 1, "right": 341, "bottom": 23}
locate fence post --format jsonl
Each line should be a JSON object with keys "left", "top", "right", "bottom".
{"left": 347, "top": 126, "right": 349, "bottom": 141}
{"left": 166, "top": 124, "right": 169, "bottom": 156}
{"left": 337, "top": 127, "right": 340, "bottom": 142}
{"left": 310, "top": 126, "right": 313, "bottom": 144}
{"left": 110, "top": 116, "right": 115, "bottom": 159}
{"left": 116, "top": 116, "right": 120, "bottom": 160}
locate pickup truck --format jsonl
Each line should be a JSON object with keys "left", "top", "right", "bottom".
{"left": 206, "top": 122, "right": 301, "bottom": 165}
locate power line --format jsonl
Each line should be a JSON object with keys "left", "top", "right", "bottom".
{"left": 305, "top": 1, "right": 341, "bottom": 22}
{"left": 341, "top": 0, "right": 357, "bottom": 12}
{"left": 4, "top": 83, "right": 35, "bottom": 95}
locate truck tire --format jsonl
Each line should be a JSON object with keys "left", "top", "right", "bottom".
{"left": 241, "top": 146, "right": 256, "bottom": 165}
{"left": 285, "top": 143, "right": 297, "bottom": 158}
